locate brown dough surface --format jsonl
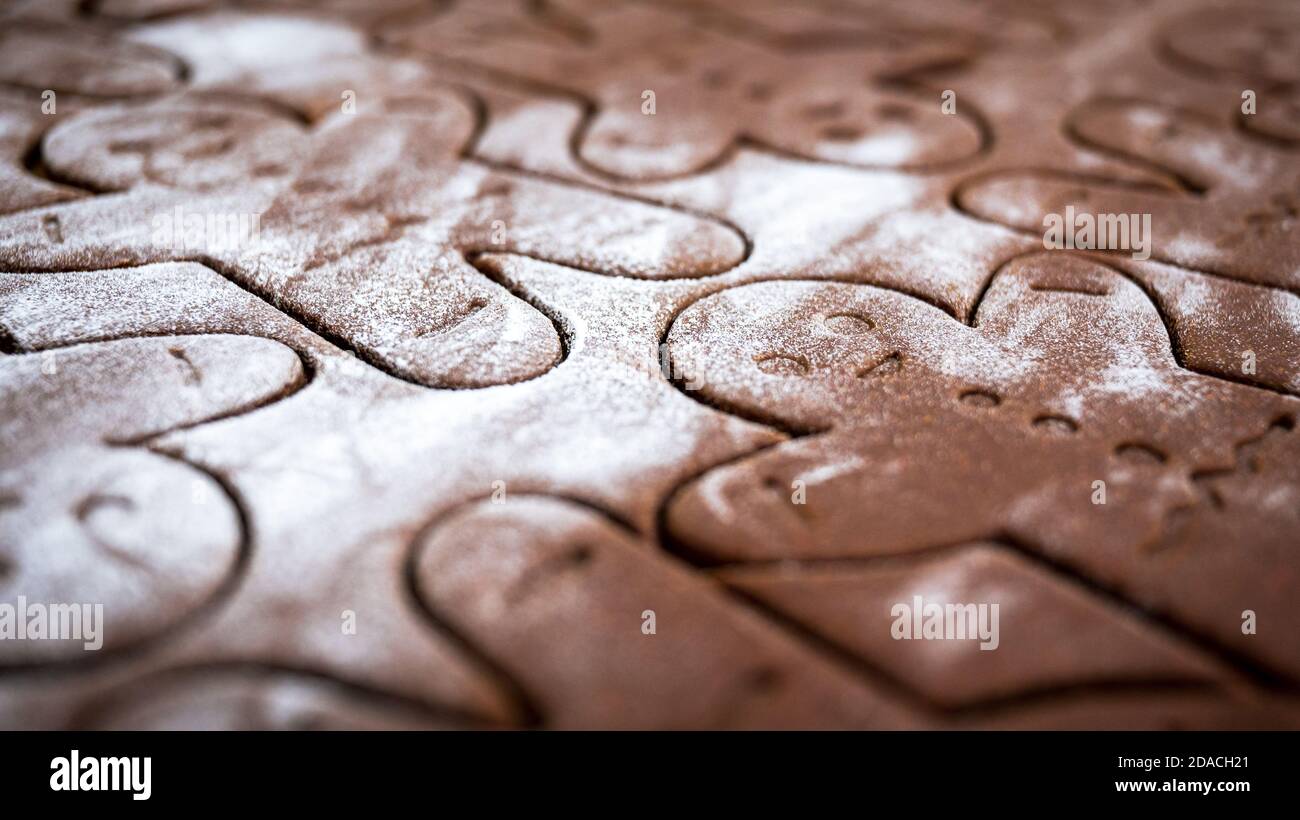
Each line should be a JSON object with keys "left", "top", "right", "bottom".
{"left": 0, "top": 0, "right": 1297, "bottom": 728}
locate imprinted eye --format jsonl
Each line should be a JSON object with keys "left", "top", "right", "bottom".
{"left": 755, "top": 353, "right": 810, "bottom": 376}
{"left": 823, "top": 312, "right": 874, "bottom": 334}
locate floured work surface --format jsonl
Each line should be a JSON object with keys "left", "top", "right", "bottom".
{"left": 0, "top": 0, "right": 1298, "bottom": 729}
